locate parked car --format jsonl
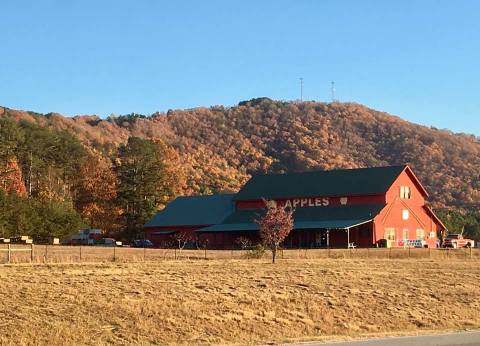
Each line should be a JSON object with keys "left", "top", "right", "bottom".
{"left": 132, "top": 239, "right": 153, "bottom": 248}
{"left": 93, "top": 238, "right": 122, "bottom": 247}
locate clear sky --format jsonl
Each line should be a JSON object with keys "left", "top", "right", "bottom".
{"left": 1, "top": 0, "right": 479, "bottom": 135}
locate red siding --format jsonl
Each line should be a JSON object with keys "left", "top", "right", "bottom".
{"left": 236, "top": 194, "right": 385, "bottom": 209}
{"left": 374, "top": 169, "right": 438, "bottom": 248}
{"left": 144, "top": 225, "right": 205, "bottom": 248}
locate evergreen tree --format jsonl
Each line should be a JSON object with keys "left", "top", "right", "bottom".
{"left": 116, "top": 137, "right": 178, "bottom": 239}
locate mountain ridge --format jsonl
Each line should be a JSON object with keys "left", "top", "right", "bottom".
{"left": 1, "top": 99, "right": 479, "bottom": 207}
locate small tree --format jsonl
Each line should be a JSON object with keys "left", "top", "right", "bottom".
{"left": 172, "top": 230, "right": 195, "bottom": 250}
{"left": 255, "top": 200, "right": 294, "bottom": 263}
{"left": 235, "top": 236, "right": 252, "bottom": 250}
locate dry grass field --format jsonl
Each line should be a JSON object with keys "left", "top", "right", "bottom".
{"left": 0, "top": 258, "right": 479, "bottom": 345}
{"left": 3, "top": 245, "right": 480, "bottom": 264}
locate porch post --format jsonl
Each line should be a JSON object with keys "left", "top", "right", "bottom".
{"left": 347, "top": 227, "right": 350, "bottom": 248}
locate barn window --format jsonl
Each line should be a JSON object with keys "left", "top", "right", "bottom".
{"left": 384, "top": 228, "right": 395, "bottom": 241}
{"left": 400, "top": 186, "right": 411, "bottom": 199}
{"left": 402, "top": 209, "right": 409, "bottom": 220}
{"left": 416, "top": 229, "right": 425, "bottom": 240}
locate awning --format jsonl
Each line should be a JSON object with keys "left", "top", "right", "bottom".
{"left": 198, "top": 218, "right": 373, "bottom": 233}
{"left": 197, "top": 204, "right": 384, "bottom": 233}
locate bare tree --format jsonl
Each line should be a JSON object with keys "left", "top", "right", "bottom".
{"left": 235, "top": 236, "right": 252, "bottom": 250}
{"left": 172, "top": 231, "right": 195, "bottom": 250}
{"left": 254, "top": 200, "right": 294, "bottom": 263}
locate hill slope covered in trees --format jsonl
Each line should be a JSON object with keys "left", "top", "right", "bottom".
{"left": 1, "top": 98, "right": 479, "bottom": 208}
{"left": 1, "top": 98, "right": 480, "bottom": 241}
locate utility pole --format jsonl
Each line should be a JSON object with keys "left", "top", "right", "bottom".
{"left": 299, "top": 77, "right": 304, "bottom": 102}
{"left": 331, "top": 81, "right": 335, "bottom": 102}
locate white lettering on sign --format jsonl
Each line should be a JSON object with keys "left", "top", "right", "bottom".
{"left": 283, "top": 197, "right": 332, "bottom": 208}
{"left": 398, "top": 239, "right": 425, "bottom": 247}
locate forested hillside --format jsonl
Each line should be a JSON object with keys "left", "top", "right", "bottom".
{"left": 0, "top": 98, "right": 479, "bottom": 240}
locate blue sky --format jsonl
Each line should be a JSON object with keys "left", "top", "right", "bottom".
{"left": 1, "top": 0, "right": 479, "bottom": 135}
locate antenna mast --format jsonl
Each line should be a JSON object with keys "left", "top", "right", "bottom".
{"left": 299, "top": 77, "right": 304, "bottom": 102}
{"left": 331, "top": 81, "right": 335, "bottom": 102}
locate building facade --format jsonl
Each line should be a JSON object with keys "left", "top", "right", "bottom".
{"left": 144, "top": 165, "right": 446, "bottom": 249}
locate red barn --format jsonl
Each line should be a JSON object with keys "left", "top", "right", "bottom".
{"left": 145, "top": 165, "right": 446, "bottom": 249}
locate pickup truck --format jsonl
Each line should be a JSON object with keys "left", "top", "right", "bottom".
{"left": 442, "top": 234, "right": 475, "bottom": 248}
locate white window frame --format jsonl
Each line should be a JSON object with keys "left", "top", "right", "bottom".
{"left": 416, "top": 228, "right": 425, "bottom": 240}
{"left": 402, "top": 209, "right": 409, "bottom": 220}
{"left": 384, "top": 228, "right": 396, "bottom": 241}
{"left": 400, "top": 186, "right": 411, "bottom": 199}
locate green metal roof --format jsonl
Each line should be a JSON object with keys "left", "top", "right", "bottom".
{"left": 199, "top": 204, "right": 385, "bottom": 232}
{"left": 144, "top": 194, "right": 235, "bottom": 228}
{"left": 234, "top": 165, "right": 406, "bottom": 201}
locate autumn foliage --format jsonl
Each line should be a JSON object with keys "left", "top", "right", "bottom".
{"left": 0, "top": 158, "right": 27, "bottom": 197}
{"left": 75, "top": 154, "right": 120, "bottom": 235}
{"left": 255, "top": 200, "right": 294, "bottom": 263}
{"left": 0, "top": 98, "right": 479, "bottom": 240}
{"left": 2, "top": 99, "right": 479, "bottom": 207}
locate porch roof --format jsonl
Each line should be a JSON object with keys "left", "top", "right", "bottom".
{"left": 198, "top": 204, "right": 384, "bottom": 233}
{"left": 198, "top": 219, "right": 373, "bottom": 233}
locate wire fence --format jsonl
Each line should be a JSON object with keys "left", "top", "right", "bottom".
{"left": 1, "top": 245, "right": 480, "bottom": 264}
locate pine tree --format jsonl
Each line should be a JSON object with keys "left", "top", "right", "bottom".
{"left": 115, "top": 137, "right": 179, "bottom": 239}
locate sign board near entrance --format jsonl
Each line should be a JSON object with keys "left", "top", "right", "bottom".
{"left": 398, "top": 239, "right": 425, "bottom": 247}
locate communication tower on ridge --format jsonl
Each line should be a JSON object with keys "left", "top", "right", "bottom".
{"left": 299, "top": 77, "right": 304, "bottom": 102}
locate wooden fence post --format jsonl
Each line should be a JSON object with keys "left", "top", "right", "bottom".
{"left": 7, "top": 244, "right": 11, "bottom": 264}
{"left": 470, "top": 246, "right": 473, "bottom": 259}
{"left": 44, "top": 245, "right": 48, "bottom": 262}
{"left": 204, "top": 247, "right": 207, "bottom": 260}
{"left": 79, "top": 246, "right": 82, "bottom": 262}
{"left": 389, "top": 247, "right": 391, "bottom": 259}
{"left": 113, "top": 246, "right": 116, "bottom": 262}
{"left": 143, "top": 246, "right": 146, "bottom": 262}
{"left": 408, "top": 247, "right": 411, "bottom": 258}
{"left": 31, "top": 244, "right": 34, "bottom": 262}
{"left": 367, "top": 248, "right": 369, "bottom": 258}
{"left": 174, "top": 248, "right": 177, "bottom": 260}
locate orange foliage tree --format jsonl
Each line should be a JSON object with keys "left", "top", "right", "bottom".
{"left": 0, "top": 157, "right": 27, "bottom": 197}
{"left": 75, "top": 153, "right": 121, "bottom": 235}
